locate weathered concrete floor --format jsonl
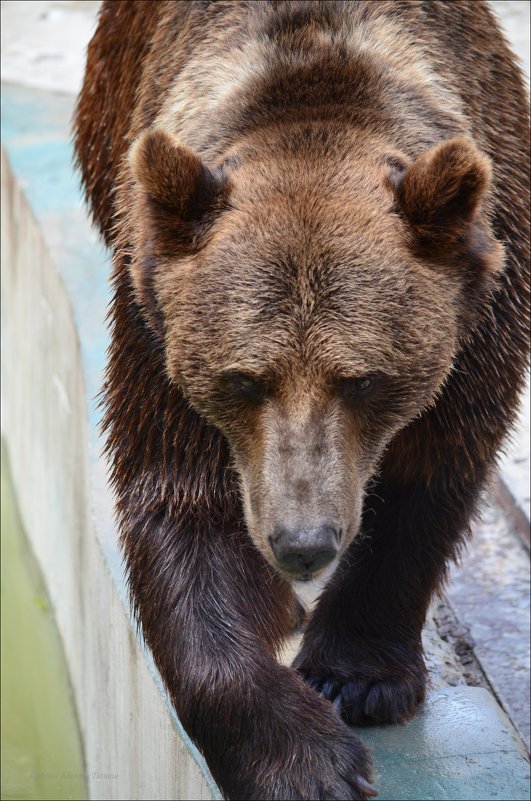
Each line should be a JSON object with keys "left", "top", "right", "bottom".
{"left": 359, "top": 688, "right": 530, "bottom": 801}
{"left": 447, "top": 498, "right": 531, "bottom": 753}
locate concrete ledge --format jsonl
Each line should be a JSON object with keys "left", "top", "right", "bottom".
{"left": 1, "top": 84, "right": 218, "bottom": 801}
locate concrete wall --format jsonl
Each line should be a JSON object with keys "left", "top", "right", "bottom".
{"left": 1, "top": 142, "right": 217, "bottom": 801}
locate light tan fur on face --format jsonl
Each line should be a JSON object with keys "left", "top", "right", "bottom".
{"left": 237, "top": 382, "right": 365, "bottom": 573}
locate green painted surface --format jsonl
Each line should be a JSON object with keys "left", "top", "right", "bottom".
{"left": 360, "top": 688, "right": 530, "bottom": 800}
{"left": 1, "top": 445, "right": 87, "bottom": 801}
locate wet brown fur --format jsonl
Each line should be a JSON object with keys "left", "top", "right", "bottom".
{"left": 74, "top": 2, "right": 530, "bottom": 799}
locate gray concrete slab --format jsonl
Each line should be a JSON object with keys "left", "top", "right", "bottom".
{"left": 448, "top": 499, "right": 531, "bottom": 753}
{"left": 360, "top": 688, "right": 530, "bottom": 801}
{"left": 1, "top": 1, "right": 101, "bottom": 95}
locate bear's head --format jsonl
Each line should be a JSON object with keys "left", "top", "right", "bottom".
{"left": 127, "top": 126, "right": 503, "bottom": 584}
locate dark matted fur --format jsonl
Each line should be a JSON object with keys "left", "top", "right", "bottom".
{"left": 74, "top": 2, "right": 530, "bottom": 799}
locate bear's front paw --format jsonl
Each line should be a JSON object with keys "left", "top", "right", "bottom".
{"left": 301, "top": 727, "right": 378, "bottom": 801}
{"left": 221, "top": 682, "right": 377, "bottom": 800}
{"left": 231, "top": 724, "right": 377, "bottom": 800}
{"left": 303, "top": 672, "right": 425, "bottom": 725}
{"left": 295, "top": 640, "right": 426, "bottom": 726}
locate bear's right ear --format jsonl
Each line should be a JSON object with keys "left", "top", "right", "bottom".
{"left": 127, "top": 129, "right": 230, "bottom": 335}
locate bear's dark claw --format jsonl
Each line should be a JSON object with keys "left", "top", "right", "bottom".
{"left": 321, "top": 678, "right": 339, "bottom": 698}
{"left": 305, "top": 672, "right": 425, "bottom": 726}
{"left": 305, "top": 676, "right": 322, "bottom": 691}
{"left": 355, "top": 776, "right": 379, "bottom": 798}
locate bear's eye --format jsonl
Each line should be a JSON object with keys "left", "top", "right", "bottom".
{"left": 222, "top": 371, "right": 267, "bottom": 404}
{"left": 339, "top": 375, "right": 377, "bottom": 401}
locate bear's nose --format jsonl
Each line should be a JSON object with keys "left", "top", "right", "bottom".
{"left": 269, "top": 525, "right": 340, "bottom": 575}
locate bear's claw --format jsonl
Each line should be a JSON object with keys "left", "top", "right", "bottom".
{"left": 303, "top": 672, "right": 425, "bottom": 726}
{"left": 320, "top": 758, "right": 378, "bottom": 800}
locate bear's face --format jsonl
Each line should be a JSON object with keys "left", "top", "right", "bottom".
{"left": 128, "top": 129, "right": 502, "bottom": 581}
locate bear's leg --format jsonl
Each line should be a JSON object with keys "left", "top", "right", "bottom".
{"left": 294, "top": 474, "right": 479, "bottom": 726}
{"left": 123, "top": 505, "right": 376, "bottom": 800}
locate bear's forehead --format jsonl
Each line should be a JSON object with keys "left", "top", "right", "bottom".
{"left": 211, "top": 174, "right": 421, "bottom": 277}
{"left": 172, "top": 180, "right": 458, "bottom": 378}
{"left": 188, "top": 266, "right": 442, "bottom": 380}
{"left": 202, "top": 229, "right": 426, "bottom": 324}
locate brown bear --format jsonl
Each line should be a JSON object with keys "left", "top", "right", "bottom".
{"left": 74, "top": 2, "right": 530, "bottom": 799}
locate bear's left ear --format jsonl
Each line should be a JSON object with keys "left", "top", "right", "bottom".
{"left": 390, "top": 137, "right": 504, "bottom": 274}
